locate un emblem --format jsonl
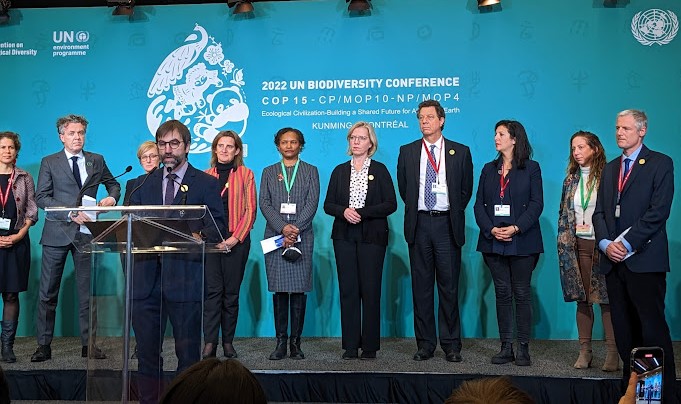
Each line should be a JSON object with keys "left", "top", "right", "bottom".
{"left": 631, "top": 9, "right": 679, "bottom": 46}
{"left": 146, "top": 24, "right": 250, "bottom": 153}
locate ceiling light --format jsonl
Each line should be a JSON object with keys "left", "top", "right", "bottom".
{"left": 228, "top": 1, "right": 254, "bottom": 15}
{"left": 108, "top": 0, "right": 135, "bottom": 16}
{"left": 0, "top": 0, "right": 10, "bottom": 25}
{"left": 478, "top": 0, "right": 501, "bottom": 7}
{"left": 347, "top": 0, "right": 371, "bottom": 13}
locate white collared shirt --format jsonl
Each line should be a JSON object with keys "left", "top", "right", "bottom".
{"left": 64, "top": 149, "right": 88, "bottom": 186}
{"left": 417, "top": 137, "right": 449, "bottom": 211}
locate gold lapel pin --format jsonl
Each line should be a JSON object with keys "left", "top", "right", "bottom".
{"left": 638, "top": 158, "right": 646, "bottom": 165}
{"left": 449, "top": 149, "right": 455, "bottom": 155}
{"left": 368, "top": 174, "right": 374, "bottom": 181}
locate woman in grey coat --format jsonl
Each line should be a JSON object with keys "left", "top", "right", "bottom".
{"left": 259, "top": 127, "right": 319, "bottom": 360}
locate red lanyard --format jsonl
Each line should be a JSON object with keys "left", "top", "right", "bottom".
{"left": 499, "top": 169, "right": 510, "bottom": 199}
{"left": 220, "top": 180, "right": 229, "bottom": 198}
{"left": 617, "top": 158, "right": 633, "bottom": 196}
{"left": 422, "top": 138, "right": 443, "bottom": 175}
{"left": 0, "top": 170, "right": 15, "bottom": 216}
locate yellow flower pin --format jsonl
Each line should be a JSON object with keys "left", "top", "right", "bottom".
{"left": 638, "top": 158, "right": 645, "bottom": 165}
{"left": 180, "top": 185, "right": 189, "bottom": 192}
{"left": 449, "top": 149, "right": 455, "bottom": 155}
{"left": 368, "top": 175, "right": 374, "bottom": 181}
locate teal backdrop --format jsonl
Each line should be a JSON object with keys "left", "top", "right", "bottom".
{"left": 1, "top": 0, "right": 680, "bottom": 341}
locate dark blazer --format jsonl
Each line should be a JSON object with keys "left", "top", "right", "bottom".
{"left": 397, "top": 138, "right": 473, "bottom": 246}
{"left": 593, "top": 145, "right": 673, "bottom": 274}
{"left": 35, "top": 150, "right": 121, "bottom": 247}
{"left": 474, "top": 159, "right": 544, "bottom": 254}
{"left": 122, "top": 178, "right": 136, "bottom": 206}
{"left": 323, "top": 160, "right": 397, "bottom": 246}
{"left": 128, "top": 163, "right": 226, "bottom": 301}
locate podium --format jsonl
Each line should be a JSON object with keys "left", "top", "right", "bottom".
{"left": 45, "top": 205, "right": 225, "bottom": 403}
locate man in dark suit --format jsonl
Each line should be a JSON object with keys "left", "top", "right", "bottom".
{"left": 32, "top": 114, "right": 121, "bottom": 362}
{"left": 593, "top": 109, "right": 676, "bottom": 402}
{"left": 397, "top": 100, "right": 473, "bottom": 362}
{"left": 128, "top": 120, "right": 225, "bottom": 404}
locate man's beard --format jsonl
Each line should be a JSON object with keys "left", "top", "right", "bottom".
{"left": 163, "top": 154, "right": 183, "bottom": 169}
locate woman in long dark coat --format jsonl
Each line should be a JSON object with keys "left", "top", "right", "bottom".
{"left": 259, "top": 127, "right": 319, "bottom": 360}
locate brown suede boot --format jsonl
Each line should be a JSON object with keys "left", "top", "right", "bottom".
{"left": 574, "top": 342, "right": 593, "bottom": 369}
{"left": 601, "top": 304, "right": 620, "bottom": 372}
{"left": 574, "top": 302, "right": 594, "bottom": 369}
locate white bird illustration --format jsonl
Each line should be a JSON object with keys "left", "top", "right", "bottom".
{"left": 147, "top": 24, "right": 209, "bottom": 98}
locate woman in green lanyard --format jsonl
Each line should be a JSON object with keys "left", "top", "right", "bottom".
{"left": 259, "top": 127, "right": 320, "bottom": 360}
{"left": 557, "top": 131, "right": 619, "bottom": 372}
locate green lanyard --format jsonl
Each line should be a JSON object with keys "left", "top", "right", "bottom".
{"left": 578, "top": 173, "right": 594, "bottom": 213}
{"left": 280, "top": 160, "right": 300, "bottom": 196}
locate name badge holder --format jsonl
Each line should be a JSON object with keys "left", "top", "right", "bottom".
{"left": 616, "top": 157, "right": 634, "bottom": 219}
{"left": 0, "top": 170, "right": 14, "bottom": 231}
{"left": 495, "top": 169, "right": 511, "bottom": 217}
{"left": 280, "top": 160, "right": 300, "bottom": 220}
{"left": 576, "top": 173, "right": 594, "bottom": 236}
{"left": 423, "top": 138, "right": 448, "bottom": 196}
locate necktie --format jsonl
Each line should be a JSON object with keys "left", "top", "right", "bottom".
{"left": 623, "top": 158, "right": 632, "bottom": 178}
{"left": 165, "top": 173, "right": 177, "bottom": 205}
{"left": 424, "top": 144, "right": 437, "bottom": 210}
{"left": 71, "top": 156, "right": 82, "bottom": 188}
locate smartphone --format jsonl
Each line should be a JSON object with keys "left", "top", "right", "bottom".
{"left": 630, "top": 347, "right": 664, "bottom": 404}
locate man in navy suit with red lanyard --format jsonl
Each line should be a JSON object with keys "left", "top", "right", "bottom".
{"left": 593, "top": 109, "right": 675, "bottom": 402}
{"left": 397, "top": 100, "right": 473, "bottom": 362}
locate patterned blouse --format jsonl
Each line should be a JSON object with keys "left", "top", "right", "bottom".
{"left": 349, "top": 157, "right": 371, "bottom": 209}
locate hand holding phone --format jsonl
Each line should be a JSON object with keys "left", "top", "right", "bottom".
{"left": 630, "top": 347, "right": 664, "bottom": 404}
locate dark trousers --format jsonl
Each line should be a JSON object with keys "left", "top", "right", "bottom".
{"left": 333, "top": 238, "right": 386, "bottom": 352}
{"left": 132, "top": 268, "right": 201, "bottom": 404}
{"left": 483, "top": 253, "right": 537, "bottom": 344}
{"left": 36, "top": 233, "right": 95, "bottom": 347}
{"left": 408, "top": 213, "right": 462, "bottom": 353}
{"left": 606, "top": 262, "right": 676, "bottom": 403}
{"left": 203, "top": 236, "right": 250, "bottom": 344}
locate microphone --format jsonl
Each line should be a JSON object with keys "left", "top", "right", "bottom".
{"left": 75, "top": 165, "right": 132, "bottom": 207}
{"left": 124, "top": 166, "right": 158, "bottom": 206}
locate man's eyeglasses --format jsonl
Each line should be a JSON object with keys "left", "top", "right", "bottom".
{"left": 140, "top": 154, "right": 159, "bottom": 162}
{"left": 157, "top": 140, "right": 184, "bottom": 149}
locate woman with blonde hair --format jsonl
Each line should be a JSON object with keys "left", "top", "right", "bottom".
{"left": 557, "top": 130, "right": 618, "bottom": 371}
{"left": 323, "top": 122, "right": 396, "bottom": 360}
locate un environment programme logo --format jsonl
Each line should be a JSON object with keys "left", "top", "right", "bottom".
{"left": 146, "top": 23, "right": 249, "bottom": 153}
{"left": 631, "top": 9, "right": 678, "bottom": 46}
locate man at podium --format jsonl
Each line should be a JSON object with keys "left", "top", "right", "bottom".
{"left": 127, "top": 120, "right": 226, "bottom": 404}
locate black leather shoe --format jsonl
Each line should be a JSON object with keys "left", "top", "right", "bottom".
{"left": 515, "top": 342, "right": 531, "bottom": 366}
{"left": 31, "top": 345, "right": 52, "bottom": 362}
{"left": 83, "top": 345, "right": 107, "bottom": 359}
{"left": 342, "top": 349, "right": 358, "bottom": 360}
{"left": 413, "top": 348, "right": 434, "bottom": 361}
{"left": 223, "top": 343, "right": 237, "bottom": 359}
{"left": 444, "top": 349, "right": 462, "bottom": 362}
{"left": 202, "top": 343, "right": 217, "bottom": 359}
{"left": 360, "top": 350, "right": 377, "bottom": 360}
{"left": 491, "top": 342, "right": 515, "bottom": 364}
